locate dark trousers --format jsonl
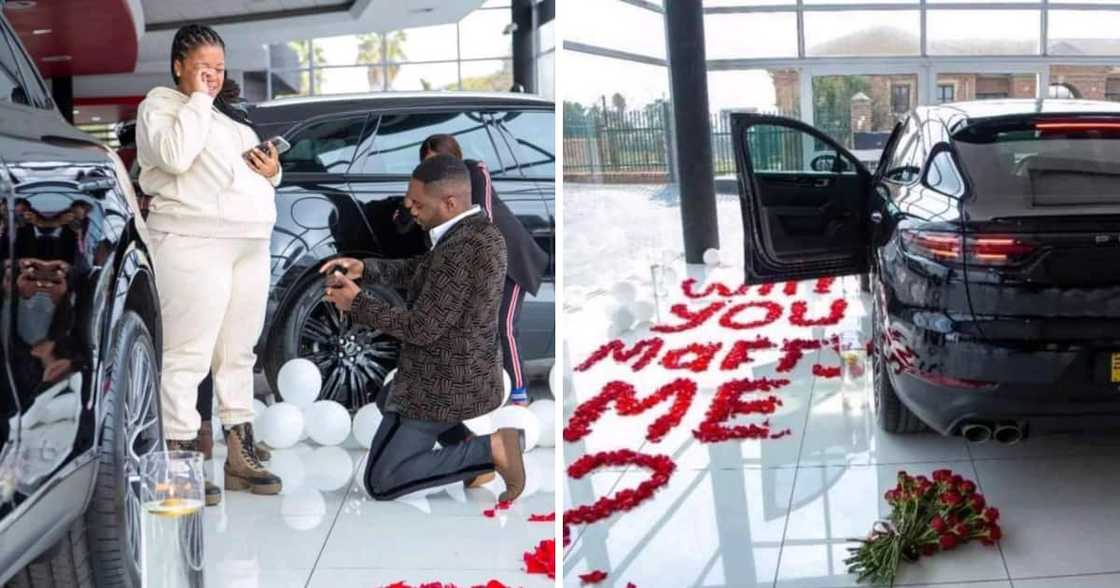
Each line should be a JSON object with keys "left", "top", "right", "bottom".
{"left": 499, "top": 277, "right": 527, "bottom": 389}
{"left": 197, "top": 374, "right": 214, "bottom": 421}
{"left": 362, "top": 412, "right": 494, "bottom": 501}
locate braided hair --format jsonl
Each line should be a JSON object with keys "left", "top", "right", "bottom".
{"left": 169, "top": 24, "right": 255, "bottom": 131}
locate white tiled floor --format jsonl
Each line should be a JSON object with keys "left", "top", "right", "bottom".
{"left": 561, "top": 184, "right": 1120, "bottom": 588}
{"left": 203, "top": 384, "right": 556, "bottom": 588}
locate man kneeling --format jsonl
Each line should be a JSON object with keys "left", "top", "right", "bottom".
{"left": 322, "top": 154, "right": 526, "bottom": 502}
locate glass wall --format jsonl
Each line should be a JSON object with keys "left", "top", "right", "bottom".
{"left": 562, "top": 0, "right": 671, "bottom": 181}
{"left": 266, "top": 1, "right": 554, "bottom": 99}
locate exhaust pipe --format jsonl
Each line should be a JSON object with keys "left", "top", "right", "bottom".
{"left": 961, "top": 423, "right": 992, "bottom": 443}
{"left": 993, "top": 423, "right": 1024, "bottom": 445}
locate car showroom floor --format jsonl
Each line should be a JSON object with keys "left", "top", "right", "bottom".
{"left": 200, "top": 379, "right": 557, "bottom": 588}
{"left": 561, "top": 183, "right": 1120, "bottom": 588}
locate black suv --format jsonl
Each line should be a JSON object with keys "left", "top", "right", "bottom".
{"left": 246, "top": 93, "right": 555, "bottom": 407}
{"left": 733, "top": 101, "right": 1120, "bottom": 442}
{"left": 0, "top": 15, "right": 162, "bottom": 588}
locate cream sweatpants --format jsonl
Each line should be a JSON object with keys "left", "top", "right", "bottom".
{"left": 149, "top": 229, "right": 270, "bottom": 440}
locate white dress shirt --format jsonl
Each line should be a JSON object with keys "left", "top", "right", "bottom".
{"left": 428, "top": 205, "right": 481, "bottom": 249}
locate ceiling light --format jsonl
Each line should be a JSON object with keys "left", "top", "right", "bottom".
{"left": 41, "top": 55, "right": 71, "bottom": 63}
{"left": 91, "top": 116, "right": 101, "bottom": 122}
{"left": 6, "top": 1, "right": 37, "bottom": 11}
{"left": 32, "top": 29, "right": 52, "bottom": 35}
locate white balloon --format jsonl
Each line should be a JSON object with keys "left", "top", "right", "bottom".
{"left": 305, "top": 401, "right": 351, "bottom": 446}
{"left": 268, "top": 449, "right": 307, "bottom": 494}
{"left": 352, "top": 403, "right": 384, "bottom": 449}
{"left": 548, "top": 363, "right": 559, "bottom": 395}
{"left": 528, "top": 399, "right": 555, "bottom": 448}
{"left": 260, "top": 403, "right": 304, "bottom": 449}
{"left": 251, "top": 398, "right": 268, "bottom": 423}
{"left": 280, "top": 487, "right": 326, "bottom": 531}
{"left": 277, "top": 359, "right": 322, "bottom": 408}
{"left": 464, "top": 414, "right": 494, "bottom": 436}
{"left": 611, "top": 307, "right": 636, "bottom": 334}
{"left": 703, "top": 248, "right": 721, "bottom": 266}
{"left": 306, "top": 446, "right": 353, "bottom": 491}
{"left": 632, "top": 300, "right": 656, "bottom": 323}
{"left": 612, "top": 281, "right": 638, "bottom": 304}
{"left": 491, "top": 405, "right": 540, "bottom": 453}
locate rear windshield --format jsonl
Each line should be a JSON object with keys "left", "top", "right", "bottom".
{"left": 953, "top": 120, "right": 1120, "bottom": 208}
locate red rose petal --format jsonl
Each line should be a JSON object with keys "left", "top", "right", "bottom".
{"left": 580, "top": 570, "right": 609, "bottom": 584}
{"left": 529, "top": 512, "right": 555, "bottom": 522}
{"left": 523, "top": 539, "right": 556, "bottom": 579}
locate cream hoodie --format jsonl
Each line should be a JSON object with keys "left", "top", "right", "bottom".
{"left": 136, "top": 86, "right": 280, "bottom": 240}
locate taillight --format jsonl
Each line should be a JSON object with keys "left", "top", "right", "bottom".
{"left": 901, "top": 230, "right": 1036, "bottom": 266}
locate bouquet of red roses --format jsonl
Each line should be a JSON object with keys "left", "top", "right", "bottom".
{"left": 845, "top": 469, "right": 1002, "bottom": 585}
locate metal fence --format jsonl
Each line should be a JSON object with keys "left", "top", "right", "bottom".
{"left": 563, "top": 103, "right": 797, "bottom": 181}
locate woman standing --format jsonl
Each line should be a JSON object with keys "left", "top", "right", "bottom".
{"left": 136, "top": 24, "right": 282, "bottom": 506}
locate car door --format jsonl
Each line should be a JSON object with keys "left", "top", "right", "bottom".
{"left": 731, "top": 113, "right": 873, "bottom": 283}
{"left": 0, "top": 10, "right": 111, "bottom": 544}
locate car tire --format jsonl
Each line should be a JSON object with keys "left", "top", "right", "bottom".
{"left": 266, "top": 274, "right": 403, "bottom": 409}
{"left": 871, "top": 283, "right": 928, "bottom": 435}
{"left": 85, "top": 310, "right": 161, "bottom": 588}
{"left": 6, "top": 518, "right": 94, "bottom": 588}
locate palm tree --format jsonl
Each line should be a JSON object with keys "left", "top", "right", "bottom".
{"left": 357, "top": 32, "right": 408, "bottom": 91}
{"left": 287, "top": 40, "right": 326, "bottom": 94}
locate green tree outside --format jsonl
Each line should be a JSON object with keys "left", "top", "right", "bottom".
{"left": 356, "top": 32, "right": 408, "bottom": 90}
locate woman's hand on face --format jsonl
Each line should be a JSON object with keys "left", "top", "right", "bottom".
{"left": 185, "top": 64, "right": 213, "bottom": 96}
{"left": 246, "top": 142, "right": 280, "bottom": 178}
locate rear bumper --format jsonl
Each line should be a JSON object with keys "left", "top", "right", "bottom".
{"left": 891, "top": 369, "right": 1120, "bottom": 435}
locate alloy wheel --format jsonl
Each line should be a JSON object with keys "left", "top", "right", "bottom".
{"left": 297, "top": 300, "right": 399, "bottom": 408}
{"left": 123, "top": 343, "right": 161, "bottom": 581}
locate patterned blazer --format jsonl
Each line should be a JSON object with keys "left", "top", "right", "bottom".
{"left": 352, "top": 213, "right": 508, "bottom": 423}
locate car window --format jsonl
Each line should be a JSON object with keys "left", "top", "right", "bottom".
{"left": 358, "top": 111, "right": 503, "bottom": 175}
{"left": 924, "top": 149, "right": 965, "bottom": 198}
{"left": 280, "top": 115, "right": 368, "bottom": 174}
{"left": 491, "top": 110, "right": 555, "bottom": 178}
{"left": 746, "top": 123, "right": 857, "bottom": 174}
{"left": 0, "top": 25, "right": 33, "bottom": 108}
{"left": 883, "top": 116, "right": 923, "bottom": 184}
{"left": 0, "top": 25, "right": 49, "bottom": 109}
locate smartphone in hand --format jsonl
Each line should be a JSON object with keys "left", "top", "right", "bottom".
{"left": 243, "top": 136, "right": 291, "bottom": 160}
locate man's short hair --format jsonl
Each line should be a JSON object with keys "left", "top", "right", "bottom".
{"left": 412, "top": 154, "right": 469, "bottom": 185}
{"left": 411, "top": 154, "right": 471, "bottom": 202}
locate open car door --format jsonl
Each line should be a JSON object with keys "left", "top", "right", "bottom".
{"left": 731, "top": 113, "right": 873, "bottom": 284}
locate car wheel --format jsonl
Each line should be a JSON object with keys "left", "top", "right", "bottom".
{"left": 267, "top": 276, "right": 402, "bottom": 409}
{"left": 86, "top": 310, "right": 162, "bottom": 587}
{"left": 6, "top": 518, "right": 94, "bottom": 588}
{"left": 871, "top": 282, "right": 928, "bottom": 434}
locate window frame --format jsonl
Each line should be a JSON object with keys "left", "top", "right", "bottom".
{"left": 278, "top": 112, "right": 373, "bottom": 176}
{"left": 0, "top": 19, "right": 44, "bottom": 111}
{"left": 487, "top": 108, "right": 556, "bottom": 180}
{"left": 349, "top": 107, "right": 509, "bottom": 178}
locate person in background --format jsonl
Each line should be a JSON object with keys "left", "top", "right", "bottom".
{"left": 414, "top": 134, "right": 549, "bottom": 406}
{"left": 323, "top": 155, "right": 527, "bottom": 502}
{"left": 136, "top": 23, "right": 283, "bottom": 506}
